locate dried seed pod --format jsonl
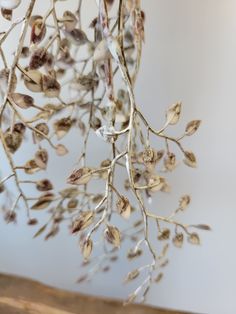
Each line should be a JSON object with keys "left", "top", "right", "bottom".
{"left": 24, "top": 69, "right": 43, "bottom": 93}
{"left": 164, "top": 152, "right": 177, "bottom": 171}
{"left": 116, "top": 196, "right": 131, "bottom": 219}
{"left": 45, "top": 224, "right": 59, "bottom": 240}
{"left": 188, "top": 232, "right": 200, "bottom": 245}
{"left": 55, "top": 144, "right": 68, "bottom": 156}
{"left": 72, "top": 211, "right": 94, "bottom": 233}
{"left": 166, "top": 102, "right": 182, "bottom": 125}
{"left": 158, "top": 228, "right": 170, "bottom": 240}
{"left": 0, "top": 0, "right": 21, "bottom": 10}
{"left": 42, "top": 74, "right": 61, "bottom": 98}
{"left": 67, "top": 167, "right": 92, "bottom": 185}
{"left": 81, "top": 238, "right": 93, "bottom": 260}
{"left": 29, "top": 48, "right": 48, "bottom": 70}
{"left": 67, "top": 198, "right": 78, "bottom": 209}
{"left": 27, "top": 218, "right": 38, "bottom": 225}
{"left": 155, "top": 273, "right": 163, "bottom": 283}
{"left": 10, "top": 92, "right": 34, "bottom": 109}
{"left": 172, "top": 232, "right": 184, "bottom": 248}
{"left": 127, "top": 248, "right": 142, "bottom": 260}
{"left": 30, "top": 18, "right": 46, "bottom": 44}
{"left": 65, "top": 28, "right": 88, "bottom": 45}
{"left": 183, "top": 150, "right": 197, "bottom": 168}
{"left": 93, "top": 39, "right": 111, "bottom": 62}
{"left": 104, "top": 225, "right": 121, "bottom": 248}
{"left": 24, "top": 159, "right": 40, "bottom": 174}
{"left": 1, "top": 8, "right": 12, "bottom": 20}
{"left": 31, "top": 192, "right": 54, "bottom": 210}
{"left": 63, "top": 10, "right": 77, "bottom": 31}
{"left": 76, "top": 72, "right": 99, "bottom": 91}
{"left": 0, "top": 68, "right": 17, "bottom": 93}
{"left": 20, "top": 46, "right": 30, "bottom": 58}
{"left": 147, "top": 175, "right": 165, "bottom": 193}
{"left": 179, "top": 194, "right": 191, "bottom": 210}
{"left": 59, "top": 187, "right": 79, "bottom": 199}
{"left": 124, "top": 269, "right": 140, "bottom": 283}
{"left": 35, "top": 149, "right": 48, "bottom": 169}
{"left": 33, "top": 122, "right": 49, "bottom": 142}
{"left": 4, "top": 210, "right": 16, "bottom": 223}
{"left": 185, "top": 120, "right": 201, "bottom": 136}
{"left": 54, "top": 117, "right": 73, "bottom": 139}
{"left": 4, "top": 130, "right": 23, "bottom": 153}
{"left": 36, "top": 179, "right": 53, "bottom": 191}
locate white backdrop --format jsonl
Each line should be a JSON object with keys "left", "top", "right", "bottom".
{"left": 1, "top": 1, "right": 236, "bottom": 314}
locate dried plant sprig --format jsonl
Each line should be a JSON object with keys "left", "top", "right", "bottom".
{"left": 0, "top": 0, "right": 210, "bottom": 304}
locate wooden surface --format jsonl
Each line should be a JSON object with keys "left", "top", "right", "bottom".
{"left": 0, "top": 273, "right": 192, "bottom": 314}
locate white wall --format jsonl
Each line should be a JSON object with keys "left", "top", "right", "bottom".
{"left": 0, "top": 1, "right": 236, "bottom": 314}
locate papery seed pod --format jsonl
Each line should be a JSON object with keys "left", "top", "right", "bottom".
{"left": 31, "top": 192, "right": 54, "bottom": 210}
{"left": 67, "top": 198, "right": 78, "bottom": 209}
{"left": 147, "top": 175, "right": 165, "bottom": 193}
{"left": 42, "top": 74, "right": 61, "bottom": 98}
{"left": 67, "top": 167, "right": 92, "bottom": 185}
{"left": 36, "top": 179, "right": 53, "bottom": 192}
{"left": 155, "top": 273, "right": 163, "bottom": 283}
{"left": 72, "top": 211, "right": 94, "bottom": 233}
{"left": 188, "top": 232, "right": 200, "bottom": 245}
{"left": 55, "top": 144, "right": 68, "bottom": 156}
{"left": 127, "top": 248, "right": 142, "bottom": 260}
{"left": 20, "top": 46, "right": 30, "bottom": 58}
{"left": 0, "top": 0, "right": 21, "bottom": 10}
{"left": 4, "top": 210, "right": 16, "bottom": 223}
{"left": 4, "top": 130, "right": 23, "bottom": 153}
{"left": 173, "top": 232, "right": 184, "bottom": 248}
{"left": 24, "top": 159, "right": 40, "bottom": 175}
{"left": 31, "top": 18, "right": 46, "bottom": 44}
{"left": 10, "top": 92, "right": 34, "bottom": 109}
{"left": 27, "top": 218, "right": 38, "bottom": 225}
{"left": 45, "top": 224, "right": 59, "bottom": 240}
{"left": 1, "top": 8, "right": 12, "bottom": 20}
{"left": 183, "top": 150, "right": 197, "bottom": 168}
{"left": 143, "top": 147, "right": 156, "bottom": 163}
{"left": 116, "top": 196, "right": 131, "bottom": 219}
{"left": 34, "top": 149, "right": 48, "bottom": 169}
{"left": 29, "top": 48, "right": 48, "bottom": 70}
{"left": 54, "top": 117, "right": 73, "bottom": 139}
{"left": 158, "top": 228, "right": 170, "bottom": 241}
{"left": 93, "top": 39, "right": 111, "bottom": 63}
{"left": 81, "top": 238, "right": 93, "bottom": 260}
{"left": 65, "top": 28, "right": 88, "bottom": 46}
{"left": 185, "top": 120, "right": 201, "bottom": 136}
{"left": 13, "top": 122, "right": 26, "bottom": 135}
{"left": 24, "top": 69, "right": 43, "bottom": 93}
{"left": 104, "top": 225, "right": 121, "bottom": 248}
{"left": 124, "top": 269, "right": 140, "bottom": 283}
{"left": 59, "top": 187, "right": 79, "bottom": 199}
{"left": 179, "top": 194, "right": 191, "bottom": 210}
{"left": 63, "top": 11, "right": 77, "bottom": 31}
{"left": 164, "top": 152, "right": 177, "bottom": 171}
{"left": 166, "top": 102, "right": 182, "bottom": 125}
{"left": 0, "top": 68, "right": 17, "bottom": 93}
{"left": 33, "top": 122, "right": 49, "bottom": 142}
{"left": 76, "top": 72, "right": 99, "bottom": 91}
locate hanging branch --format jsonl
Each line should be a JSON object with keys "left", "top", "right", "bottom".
{"left": 0, "top": 0, "right": 209, "bottom": 304}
